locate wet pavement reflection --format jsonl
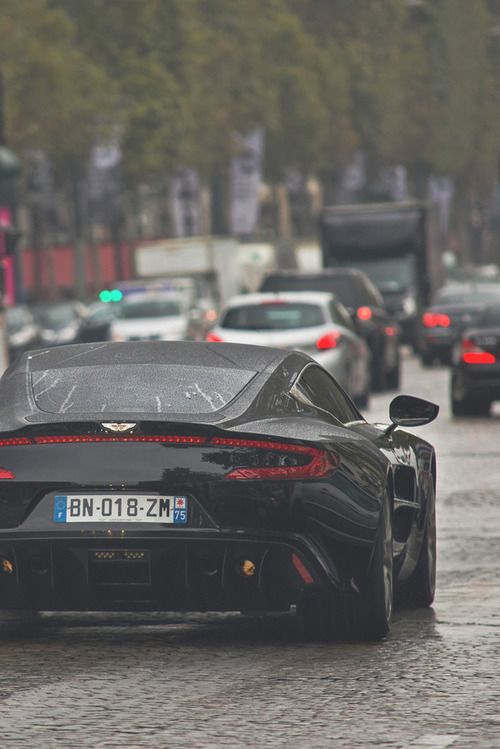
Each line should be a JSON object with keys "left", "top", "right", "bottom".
{"left": 0, "top": 354, "right": 499, "bottom": 749}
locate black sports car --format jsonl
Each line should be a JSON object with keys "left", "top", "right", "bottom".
{"left": 0, "top": 342, "right": 438, "bottom": 640}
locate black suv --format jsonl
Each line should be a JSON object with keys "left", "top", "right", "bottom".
{"left": 260, "top": 268, "right": 400, "bottom": 391}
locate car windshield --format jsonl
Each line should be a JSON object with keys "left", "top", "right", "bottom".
{"left": 117, "top": 298, "right": 182, "bottom": 319}
{"left": 31, "top": 304, "right": 78, "bottom": 329}
{"left": 221, "top": 303, "right": 325, "bottom": 330}
{"left": 7, "top": 307, "right": 31, "bottom": 333}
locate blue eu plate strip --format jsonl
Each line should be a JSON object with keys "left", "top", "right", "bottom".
{"left": 53, "top": 496, "right": 67, "bottom": 523}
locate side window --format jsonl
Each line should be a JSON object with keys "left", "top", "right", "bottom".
{"left": 294, "top": 365, "right": 362, "bottom": 424}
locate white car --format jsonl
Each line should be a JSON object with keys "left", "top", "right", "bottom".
{"left": 208, "top": 292, "right": 371, "bottom": 407}
{"left": 111, "top": 293, "right": 188, "bottom": 342}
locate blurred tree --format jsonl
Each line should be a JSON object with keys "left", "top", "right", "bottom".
{"left": 0, "top": 0, "right": 114, "bottom": 178}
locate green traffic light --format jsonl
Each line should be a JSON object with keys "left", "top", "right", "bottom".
{"left": 110, "top": 289, "right": 123, "bottom": 302}
{"left": 99, "top": 290, "right": 112, "bottom": 303}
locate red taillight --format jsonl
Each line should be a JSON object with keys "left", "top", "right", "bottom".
{"left": 224, "top": 447, "right": 338, "bottom": 480}
{"left": 461, "top": 338, "right": 496, "bottom": 364}
{"left": 206, "top": 332, "right": 223, "bottom": 342}
{"left": 462, "top": 351, "right": 496, "bottom": 364}
{"left": 385, "top": 326, "right": 397, "bottom": 337}
{"left": 33, "top": 435, "right": 208, "bottom": 445}
{"left": 316, "top": 331, "right": 341, "bottom": 350}
{"left": 0, "top": 433, "right": 338, "bottom": 480}
{"left": 0, "top": 468, "right": 15, "bottom": 479}
{"left": 357, "top": 306, "right": 373, "bottom": 321}
{"left": 0, "top": 438, "right": 31, "bottom": 447}
{"left": 423, "top": 312, "right": 450, "bottom": 328}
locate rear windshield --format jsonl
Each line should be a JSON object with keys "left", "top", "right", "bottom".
{"left": 221, "top": 303, "right": 325, "bottom": 330}
{"left": 261, "top": 275, "right": 360, "bottom": 307}
{"left": 117, "top": 298, "right": 182, "bottom": 319}
{"left": 31, "top": 365, "right": 255, "bottom": 415}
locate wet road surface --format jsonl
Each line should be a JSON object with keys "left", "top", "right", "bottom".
{"left": 0, "top": 354, "right": 499, "bottom": 749}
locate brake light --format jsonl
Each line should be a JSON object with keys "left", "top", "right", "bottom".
{"left": 422, "top": 312, "right": 450, "bottom": 328}
{"left": 33, "top": 435, "right": 208, "bottom": 445}
{"left": 385, "top": 326, "right": 397, "bottom": 337}
{"left": 0, "top": 433, "right": 339, "bottom": 479}
{"left": 357, "top": 306, "right": 373, "bottom": 321}
{"left": 0, "top": 438, "right": 32, "bottom": 447}
{"left": 206, "top": 332, "right": 223, "bottom": 342}
{"left": 316, "top": 331, "right": 341, "bottom": 350}
{"left": 223, "top": 446, "right": 339, "bottom": 480}
{"left": 461, "top": 338, "right": 496, "bottom": 364}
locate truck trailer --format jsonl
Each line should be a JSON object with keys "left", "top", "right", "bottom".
{"left": 319, "top": 202, "right": 442, "bottom": 349}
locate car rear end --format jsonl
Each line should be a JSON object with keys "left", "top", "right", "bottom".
{"left": 260, "top": 271, "right": 399, "bottom": 391}
{"left": 0, "top": 423, "right": 347, "bottom": 615}
{"left": 207, "top": 293, "right": 356, "bottom": 393}
{"left": 451, "top": 315, "right": 500, "bottom": 409}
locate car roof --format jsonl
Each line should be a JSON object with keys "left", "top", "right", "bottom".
{"left": 224, "top": 291, "right": 336, "bottom": 308}
{"left": 0, "top": 342, "right": 306, "bottom": 431}
{"left": 264, "top": 268, "right": 368, "bottom": 280}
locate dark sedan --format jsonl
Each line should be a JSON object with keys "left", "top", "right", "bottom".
{"left": 450, "top": 302, "right": 500, "bottom": 416}
{"left": 0, "top": 341, "right": 438, "bottom": 641}
{"left": 420, "top": 283, "right": 500, "bottom": 365}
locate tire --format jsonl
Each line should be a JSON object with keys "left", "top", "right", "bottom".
{"left": 409, "top": 477, "right": 437, "bottom": 607}
{"left": 421, "top": 351, "right": 433, "bottom": 367}
{"left": 341, "top": 489, "right": 393, "bottom": 641}
{"left": 298, "top": 490, "right": 393, "bottom": 642}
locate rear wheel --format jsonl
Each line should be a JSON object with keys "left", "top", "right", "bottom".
{"left": 421, "top": 351, "right": 434, "bottom": 367}
{"left": 342, "top": 490, "right": 393, "bottom": 640}
{"left": 300, "top": 490, "right": 393, "bottom": 642}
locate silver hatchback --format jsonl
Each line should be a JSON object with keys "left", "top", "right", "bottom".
{"left": 208, "top": 291, "right": 371, "bottom": 408}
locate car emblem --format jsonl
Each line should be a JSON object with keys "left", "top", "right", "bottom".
{"left": 101, "top": 422, "right": 137, "bottom": 433}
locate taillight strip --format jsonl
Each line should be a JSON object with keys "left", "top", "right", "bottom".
{"left": 0, "top": 434, "right": 339, "bottom": 480}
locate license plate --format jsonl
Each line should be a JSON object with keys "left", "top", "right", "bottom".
{"left": 53, "top": 495, "right": 188, "bottom": 524}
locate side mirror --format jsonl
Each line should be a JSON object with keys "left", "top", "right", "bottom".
{"left": 386, "top": 395, "right": 439, "bottom": 435}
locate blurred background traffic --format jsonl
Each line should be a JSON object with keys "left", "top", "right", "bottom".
{"left": 1, "top": 0, "right": 500, "bottom": 414}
